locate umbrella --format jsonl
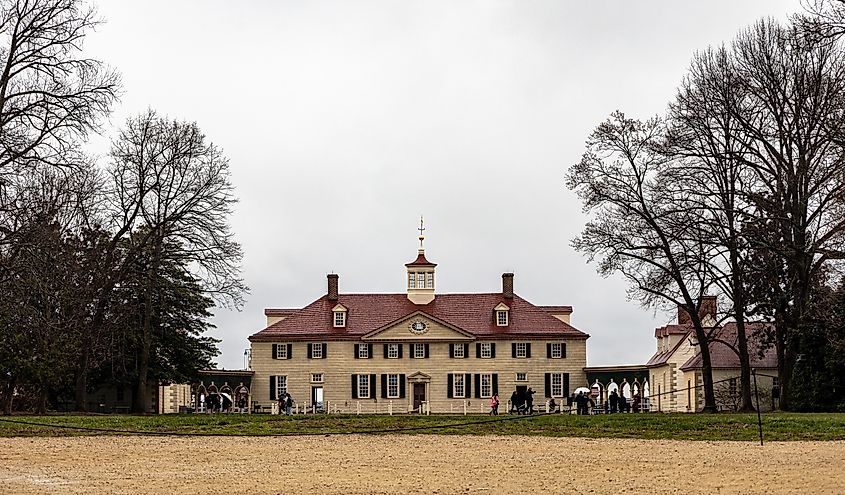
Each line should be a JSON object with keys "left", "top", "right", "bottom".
{"left": 573, "top": 387, "right": 590, "bottom": 394}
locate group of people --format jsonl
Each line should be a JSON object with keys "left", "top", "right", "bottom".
{"left": 573, "top": 389, "right": 641, "bottom": 415}
{"left": 276, "top": 392, "right": 294, "bottom": 415}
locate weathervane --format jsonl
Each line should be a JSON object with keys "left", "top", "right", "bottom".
{"left": 418, "top": 216, "right": 425, "bottom": 247}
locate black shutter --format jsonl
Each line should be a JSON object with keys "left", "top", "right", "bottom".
{"left": 272, "top": 344, "right": 278, "bottom": 360}
{"left": 381, "top": 374, "right": 388, "bottom": 399}
{"left": 367, "top": 344, "right": 373, "bottom": 359}
{"left": 492, "top": 374, "right": 498, "bottom": 395}
{"left": 398, "top": 344, "right": 403, "bottom": 359}
{"left": 463, "top": 344, "right": 469, "bottom": 358}
{"left": 410, "top": 344, "right": 416, "bottom": 359}
{"left": 370, "top": 374, "right": 376, "bottom": 399}
{"left": 564, "top": 373, "right": 570, "bottom": 398}
{"left": 424, "top": 343, "right": 430, "bottom": 358}
{"left": 383, "top": 344, "right": 389, "bottom": 359}
{"left": 474, "top": 374, "right": 481, "bottom": 398}
{"left": 354, "top": 344, "right": 360, "bottom": 359}
{"left": 449, "top": 344, "right": 455, "bottom": 358}
{"left": 562, "top": 343, "right": 567, "bottom": 358}
{"left": 307, "top": 344, "right": 313, "bottom": 359}
{"left": 476, "top": 343, "right": 482, "bottom": 358}
{"left": 547, "top": 343, "right": 552, "bottom": 358}
{"left": 465, "top": 373, "right": 472, "bottom": 397}
{"left": 544, "top": 373, "right": 551, "bottom": 398}
{"left": 490, "top": 343, "right": 496, "bottom": 358}
{"left": 526, "top": 343, "right": 531, "bottom": 358}
{"left": 512, "top": 343, "right": 517, "bottom": 358}
{"left": 351, "top": 375, "right": 358, "bottom": 399}
{"left": 322, "top": 343, "right": 327, "bottom": 358}
{"left": 447, "top": 374, "right": 454, "bottom": 398}
{"left": 399, "top": 375, "right": 406, "bottom": 398}
{"left": 287, "top": 343, "right": 293, "bottom": 359}
{"left": 270, "top": 376, "right": 277, "bottom": 400}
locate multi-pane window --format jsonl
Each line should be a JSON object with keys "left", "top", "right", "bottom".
{"left": 729, "top": 378, "right": 737, "bottom": 396}
{"left": 413, "top": 343, "right": 425, "bottom": 358}
{"left": 334, "top": 311, "right": 346, "bottom": 327}
{"left": 453, "top": 344, "right": 465, "bottom": 358}
{"left": 480, "top": 374, "right": 492, "bottom": 398}
{"left": 311, "top": 373, "right": 323, "bottom": 383}
{"left": 311, "top": 343, "right": 323, "bottom": 359}
{"left": 426, "top": 272, "right": 434, "bottom": 288}
{"left": 387, "top": 374, "right": 399, "bottom": 398}
{"left": 515, "top": 342, "right": 527, "bottom": 358}
{"left": 358, "top": 344, "right": 369, "bottom": 359}
{"left": 516, "top": 372, "right": 527, "bottom": 382}
{"left": 417, "top": 273, "right": 425, "bottom": 287}
{"left": 358, "top": 375, "right": 370, "bottom": 398}
{"left": 496, "top": 310, "right": 508, "bottom": 326}
{"left": 276, "top": 375, "right": 288, "bottom": 398}
{"left": 550, "top": 343, "right": 563, "bottom": 359}
{"left": 480, "top": 343, "right": 492, "bottom": 358}
{"left": 551, "top": 373, "right": 563, "bottom": 397}
{"left": 408, "top": 273, "right": 415, "bottom": 288}
{"left": 454, "top": 374, "right": 465, "bottom": 398}
{"left": 275, "top": 344, "right": 288, "bottom": 359}
{"left": 387, "top": 343, "right": 399, "bottom": 359}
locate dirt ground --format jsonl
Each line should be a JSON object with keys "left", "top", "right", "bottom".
{"left": 0, "top": 435, "right": 843, "bottom": 494}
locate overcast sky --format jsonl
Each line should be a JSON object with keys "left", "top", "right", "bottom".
{"left": 85, "top": 0, "right": 798, "bottom": 371}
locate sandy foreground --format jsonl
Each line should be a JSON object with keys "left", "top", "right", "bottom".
{"left": 0, "top": 435, "right": 843, "bottom": 494}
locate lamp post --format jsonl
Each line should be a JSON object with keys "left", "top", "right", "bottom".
{"left": 243, "top": 349, "right": 251, "bottom": 370}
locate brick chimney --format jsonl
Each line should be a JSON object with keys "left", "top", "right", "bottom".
{"left": 677, "top": 295, "right": 716, "bottom": 324}
{"left": 327, "top": 274, "right": 339, "bottom": 301}
{"left": 502, "top": 273, "right": 514, "bottom": 299}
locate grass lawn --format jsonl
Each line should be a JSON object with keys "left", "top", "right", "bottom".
{"left": 1, "top": 412, "right": 844, "bottom": 441}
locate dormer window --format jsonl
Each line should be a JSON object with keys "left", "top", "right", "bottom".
{"left": 332, "top": 304, "right": 347, "bottom": 328}
{"left": 494, "top": 303, "right": 510, "bottom": 326}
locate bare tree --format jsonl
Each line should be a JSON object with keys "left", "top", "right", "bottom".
{"left": 798, "top": 0, "right": 845, "bottom": 43}
{"left": 566, "top": 112, "right": 720, "bottom": 412}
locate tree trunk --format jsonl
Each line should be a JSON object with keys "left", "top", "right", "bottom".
{"left": 2, "top": 374, "right": 15, "bottom": 415}
{"left": 133, "top": 235, "right": 162, "bottom": 414}
{"left": 735, "top": 316, "right": 754, "bottom": 411}
{"left": 36, "top": 386, "right": 48, "bottom": 415}
{"left": 74, "top": 345, "right": 89, "bottom": 412}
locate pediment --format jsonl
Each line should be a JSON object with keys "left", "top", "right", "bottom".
{"left": 332, "top": 304, "right": 347, "bottom": 312}
{"left": 408, "top": 371, "right": 431, "bottom": 380}
{"left": 362, "top": 311, "right": 475, "bottom": 341}
{"left": 494, "top": 302, "right": 510, "bottom": 311}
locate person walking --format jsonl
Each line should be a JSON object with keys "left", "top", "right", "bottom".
{"left": 609, "top": 390, "right": 619, "bottom": 414}
{"left": 284, "top": 393, "right": 294, "bottom": 416}
{"left": 490, "top": 393, "right": 500, "bottom": 416}
{"left": 525, "top": 388, "right": 535, "bottom": 415}
{"left": 510, "top": 390, "right": 519, "bottom": 414}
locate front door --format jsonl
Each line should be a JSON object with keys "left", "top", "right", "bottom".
{"left": 413, "top": 383, "right": 426, "bottom": 412}
{"left": 311, "top": 386, "right": 323, "bottom": 413}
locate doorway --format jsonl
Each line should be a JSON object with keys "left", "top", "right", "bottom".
{"left": 413, "top": 383, "right": 425, "bottom": 412}
{"left": 311, "top": 386, "right": 323, "bottom": 413}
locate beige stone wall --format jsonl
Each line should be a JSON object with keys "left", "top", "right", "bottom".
{"left": 250, "top": 338, "right": 587, "bottom": 414}
{"left": 158, "top": 383, "right": 192, "bottom": 414}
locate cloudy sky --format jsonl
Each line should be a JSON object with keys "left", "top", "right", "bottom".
{"left": 85, "top": 0, "right": 798, "bottom": 371}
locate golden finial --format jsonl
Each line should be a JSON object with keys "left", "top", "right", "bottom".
{"left": 418, "top": 216, "right": 425, "bottom": 247}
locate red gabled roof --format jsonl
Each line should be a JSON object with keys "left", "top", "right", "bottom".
{"left": 680, "top": 322, "right": 776, "bottom": 370}
{"left": 264, "top": 308, "right": 299, "bottom": 317}
{"left": 539, "top": 305, "right": 573, "bottom": 314}
{"left": 249, "top": 293, "right": 589, "bottom": 342}
{"left": 405, "top": 251, "right": 436, "bottom": 267}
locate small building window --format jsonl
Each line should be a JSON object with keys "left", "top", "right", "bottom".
{"left": 413, "top": 343, "right": 426, "bottom": 358}
{"left": 311, "top": 373, "right": 323, "bottom": 383}
{"left": 358, "top": 375, "right": 370, "bottom": 398}
{"left": 276, "top": 376, "right": 288, "bottom": 398}
{"left": 426, "top": 272, "right": 434, "bottom": 288}
{"left": 480, "top": 374, "right": 493, "bottom": 398}
{"left": 729, "top": 378, "right": 737, "bottom": 396}
{"left": 550, "top": 343, "right": 563, "bottom": 359}
{"left": 454, "top": 374, "right": 465, "bottom": 398}
{"left": 417, "top": 272, "right": 425, "bottom": 287}
{"left": 550, "top": 373, "right": 563, "bottom": 397}
{"left": 311, "top": 343, "right": 323, "bottom": 359}
{"left": 515, "top": 342, "right": 527, "bottom": 358}
{"left": 453, "top": 344, "right": 465, "bottom": 358}
{"left": 387, "top": 374, "right": 400, "bottom": 398}
{"left": 334, "top": 311, "right": 346, "bottom": 327}
{"left": 516, "top": 373, "right": 527, "bottom": 382}
{"left": 387, "top": 343, "right": 399, "bottom": 359}
{"left": 496, "top": 310, "right": 508, "bottom": 326}
{"left": 480, "top": 343, "right": 492, "bottom": 359}
{"left": 358, "top": 344, "right": 369, "bottom": 359}
{"left": 274, "top": 344, "right": 288, "bottom": 360}
{"left": 408, "top": 272, "right": 416, "bottom": 288}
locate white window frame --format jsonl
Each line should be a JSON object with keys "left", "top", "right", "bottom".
{"left": 480, "top": 343, "right": 492, "bottom": 359}
{"left": 480, "top": 373, "right": 493, "bottom": 398}
{"left": 454, "top": 374, "right": 465, "bottom": 398}
{"left": 276, "top": 375, "right": 288, "bottom": 398}
{"left": 417, "top": 272, "right": 425, "bottom": 287}
{"left": 311, "top": 373, "right": 323, "bottom": 383}
{"left": 516, "top": 372, "right": 527, "bottom": 382}
{"left": 515, "top": 342, "right": 527, "bottom": 358}
{"left": 551, "top": 373, "right": 563, "bottom": 397}
{"left": 387, "top": 374, "right": 400, "bottom": 398}
{"left": 311, "top": 343, "right": 323, "bottom": 359}
{"left": 358, "top": 375, "right": 370, "bottom": 398}
{"left": 413, "top": 343, "right": 425, "bottom": 358}
{"left": 426, "top": 272, "right": 434, "bottom": 288}
{"left": 387, "top": 343, "right": 399, "bottom": 359}
{"left": 550, "top": 343, "right": 563, "bottom": 359}
{"left": 453, "top": 344, "right": 465, "bottom": 358}
{"left": 408, "top": 272, "right": 415, "bottom": 288}
{"left": 358, "top": 344, "right": 369, "bottom": 359}
{"left": 275, "top": 344, "right": 288, "bottom": 360}
{"left": 496, "top": 310, "right": 508, "bottom": 326}
{"left": 333, "top": 311, "right": 346, "bottom": 328}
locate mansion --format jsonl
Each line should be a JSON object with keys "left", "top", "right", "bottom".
{"left": 246, "top": 235, "right": 588, "bottom": 414}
